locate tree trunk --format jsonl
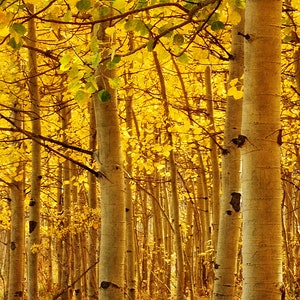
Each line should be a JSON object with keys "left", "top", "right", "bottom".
{"left": 205, "top": 66, "right": 220, "bottom": 250}
{"left": 93, "top": 14, "right": 126, "bottom": 300}
{"left": 241, "top": 0, "right": 283, "bottom": 298}
{"left": 8, "top": 100, "right": 25, "bottom": 300}
{"left": 213, "top": 7, "right": 244, "bottom": 300}
{"left": 26, "top": 4, "right": 41, "bottom": 299}
{"left": 125, "top": 69, "right": 136, "bottom": 300}
{"left": 61, "top": 104, "right": 72, "bottom": 300}
{"left": 87, "top": 102, "right": 98, "bottom": 299}
{"left": 153, "top": 51, "right": 184, "bottom": 300}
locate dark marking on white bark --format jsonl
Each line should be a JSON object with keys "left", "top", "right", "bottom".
{"left": 277, "top": 128, "right": 283, "bottom": 146}
{"left": 222, "top": 148, "right": 230, "bottom": 155}
{"left": 238, "top": 32, "right": 250, "bottom": 40}
{"left": 226, "top": 210, "right": 232, "bottom": 215}
{"left": 100, "top": 281, "right": 120, "bottom": 289}
{"left": 280, "top": 284, "right": 285, "bottom": 300}
{"left": 29, "top": 200, "right": 35, "bottom": 206}
{"left": 11, "top": 241, "right": 16, "bottom": 250}
{"left": 14, "top": 291, "right": 23, "bottom": 297}
{"left": 230, "top": 192, "right": 241, "bottom": 212}
{"left": 232, "top": 135, "right": 247, "bottom": 148}
{"left": 29, "top": 220, "right": 37, "bottom": 233}
{"left": 214, "top": 262, "right": 220, "bottom": 269}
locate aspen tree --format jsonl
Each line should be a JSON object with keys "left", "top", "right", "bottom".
{"left": 205, "top": 66, "right": 220, "bottom": 249}
{"left": 60, "top": 103, "right": 72, "bottom": 300}
{"left": 93, "top": 5, "right": 126, "bottom": 299}
{"left": 125, "top": 30, "right": 136, "bottom": 300}
{"left": 87, "top": 102, "right": 98, "bottom": 299}
{"left": 8, "top": 99, "right": 25, "bottom": 300}
{"left": 153, "top": 51, "right": 184, "bottom": 300}
{"left": 26, "top": 4, "right": 41, "bottom": 299}
{"left": 213, "top": 7, "right": 244, "bottom": 300}
{"left": 241, "top": 0, "right": 283, "bottom": 298}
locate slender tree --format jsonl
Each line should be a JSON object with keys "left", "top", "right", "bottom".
{"left": 8, "top": 99, "right": 25, "bottom": 300}
{"left": 153, "top": 51, "right": 185, "bottom": 300}
{"left": 213, "top": 7, "right": 244, "bottom": 300}
{"left": 125, "top": 53, "right": 137, "bottom": 300}
{"left": 26, "top": 4, "right": 42, "bottom": 299}
{"left": 87, "top": 102, "right": 98, "bottom": 299}
{"left": 93, "top": 6, "right": 126, "bottom": 299}
{"left": 241, "top": 0, "right": 283, "bottom": 298}
{"left": 205, "top": 66, "right": 220, "bottom": 249}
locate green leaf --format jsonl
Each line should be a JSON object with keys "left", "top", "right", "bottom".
{"left": 136, "top": 0, "right": 148, "bottom": 9}
{"left": 158, "top": 23, "right": 173, "bottom": 38}
{"left": 124, "top": 20, "right": 149, "bottom": 35}
{"left": 99, "top": 6, "right": 111, "bottom": 17}
{"left": 108, "top": 77, "right": 122, "bottom": 89}
{"left": 85, "top": 76, "right": 98, "bottom": 93}
{"left": 63, "top": 10, "right": 72, "bottom": 22}
{"left": 8, "top": 37, "right": 22, "bottom": 50}
{"left": 211, "top": 21, "right": 224, "bottom": 31}
{"left": 147, "top": 39, "right": 155, "bottom": 52}
{"left": 12, "top": 23, "right": 27, "bottom": 36}
{"left": 173, "top": 33, "right": 184, "bottom": 45}
{"left": 107, "top": 56, "right": 121, "bottom": 70}
{"left": 89, "top": 36, "right": 99, "bottom": 53}
{"left": 135, "top": 20, "right": 149, "bottom": 36}
{"left": 75, "top": 90, "right": 88, "bottom": 102}
{"left": 60, "top": 54, "right": 72, "bottom": 71}
{"left": 235, "top": 0, "right": 245, "bottom": 8}
{"left": 76, "top": 0, "right": 91, "bottom": 11}
{"left": 97, "top": 90, "right": 111, "bottom": 102}
{"left": 124, "top": 19, "right": 135, "bottom": 31}
{"left": 177, "top": 53, "right": 188, "bottom": 64}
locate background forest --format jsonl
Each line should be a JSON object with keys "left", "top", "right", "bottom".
{"left": 0, "top": 0, "right": 299, "bottom": 299}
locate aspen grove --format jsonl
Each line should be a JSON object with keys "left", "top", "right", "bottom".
{"left": 1, "top": 0, "right": 300, "bottom": 299}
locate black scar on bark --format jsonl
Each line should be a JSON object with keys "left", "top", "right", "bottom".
{"left": 232, "top": 135, "right": 247, "bottom": 148}
{"left": 100, "top": 281, "right": 120, "bottom": 289}
{"left": 277, "top": 128, "right": 283, "bottom": 146}
{"left": 230, "top": 192, "right": 241, "bottom": 212}
{"left": 11, "top": 241, "right": 16, "bottom": 250}
{"left": 29, "top": 220, "right": 37, "bottom": 233}
{"left": 238, "top": 32, "right": 250, "bottom": 40}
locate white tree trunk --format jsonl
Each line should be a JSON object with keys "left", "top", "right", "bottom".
{"left": 27, "top": 5, "right": 41, "bottom": 299}
{"left": 241, "top": 0, "right": 283, "bottom": 298}
{"left": 213, "top": 8, "right": 244, "bottom": 299}
{"left": 8, "top": 100, "right": 25, "bottom": 299}
{"left": 93, "top": 17, "right": 126, "bottom": 300}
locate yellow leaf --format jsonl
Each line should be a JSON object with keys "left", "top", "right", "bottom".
{"left": 229, "top": 78, "right": 239, "bottom": 86}
{"left": 113, "top": 0, "right": 126, "bottom": 12}
{"left": 229, "top": 10, "right": 241, "bottom": 26}
{"left": 228, "top": 86, "right": 243, "bottom": 100}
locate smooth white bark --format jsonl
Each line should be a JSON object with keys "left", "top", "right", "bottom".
{"left": 213, "top": 8, "right": 244, "bottom": 299}
{"left": 241, "top": 0, "right": 283, "bottom": 298}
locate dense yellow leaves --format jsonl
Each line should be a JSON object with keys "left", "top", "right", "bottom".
{"left": 0, "top": 1, "right": 299, "bottom": 297}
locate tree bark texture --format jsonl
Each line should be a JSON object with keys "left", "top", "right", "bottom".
{"left": 8, "top": 100, "right": 25, "bottom": 300}
{"left": 241, "top": 0, "right": 283, "bottom": 298}
{"left": 27, "top": 4, "right": 41, "bottom": 299}
{"left": 93, "top": 15, "right": 126, "bottom": 300}
{"left": 213, "top": 7, "right": 244, "bottom": 300}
